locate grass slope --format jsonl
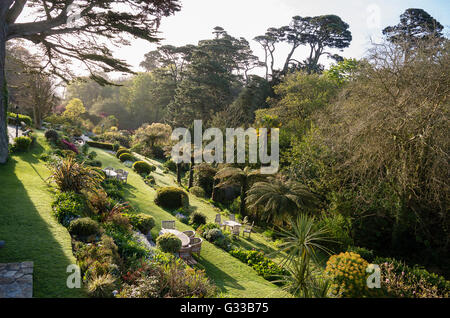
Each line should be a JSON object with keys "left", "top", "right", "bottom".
{"left": 0, "top": 132, "right": 85, "bottom": 297}
{"left": 95, "top": 150, "right": 289, "bottom": 298}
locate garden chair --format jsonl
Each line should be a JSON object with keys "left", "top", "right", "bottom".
{"left": 161, "top": 220, "right": 175, "bottom": 230}
{"left": 229, "top": 214, "right": 236, "bottom": 221}
{"left": 105, "top": 167, "right": 114, "bottom": 171}
{"left": 117, "top": 170, "right": 129, "bottom": 183}
{"left": 231, "top": 224, "right": 241, "bottom": 237}
{"left": 190, "top": 237, "right": 203, "bottom": 256}
{"left": 243, "top": 222, "right": 254, "bottom": 238}
{"left": 179, "top": 246, "right": 197, "bottom": 266}
{"left": 183, "top": 230, "right": 195, "bottom": 238}
{"left": 214, "top": 214, "right": 226, "bottom": 229}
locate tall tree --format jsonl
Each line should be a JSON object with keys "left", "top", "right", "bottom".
{"left": 254, "top": 28, "right": 282, "bottom": 80}
{"left": 383, "top": 8, "right": 444, "bottom": 44}
{"left": 0, "top": 0, "right": 180, "bottom": 163}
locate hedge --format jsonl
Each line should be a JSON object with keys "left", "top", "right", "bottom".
{"left": 7, "top": 112, "right": 32, "bottom": 127}
{"left": 119, "top": 152, "right": 134, "bottom": 162}
{"left": 86, "top": 141, "right": 115, "bottom": 150}
{"left": 116, "top": 148, "right": 130, "bottom": 158}
{"left": 133, "top": 161, "right": 155, "bottom": 175}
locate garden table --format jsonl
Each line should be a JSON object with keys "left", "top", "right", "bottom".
{"left": 223, "top": 220, "right": 241, "bottom": 230}
{"left": 159, "top": 229, "right": 190, "bottom": 247}
{"left": 104, "top": 170, "right": 117, "bottom": 178}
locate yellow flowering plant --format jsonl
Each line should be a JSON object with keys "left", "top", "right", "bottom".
{"left": 325, "top": 252, "right": 369, "bottom": 297}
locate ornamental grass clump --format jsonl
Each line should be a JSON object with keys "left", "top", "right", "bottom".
{"left": 48, "top": 157, "right": 104, "bottom": 193}
{"left": 325, "top": 252, "right": 369, "bottom": 297}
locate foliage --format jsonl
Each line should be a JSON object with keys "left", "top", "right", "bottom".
{"left": 163, "top": 159, "right": 177, "bottom": 172}
{"left": 131, "top": 123, "right": 172, "bottom": 154}
{"left": 246, "top": 177, "right": 318, "bottom": 225}
{"left": 325, "top": 252, "right": 369, "bottom": 297}
{"left": 7, "top": 112, "right": 33, "bottom": 126}
{"left": 190, "top": 186, "right": 206, "bottom": 198}
{"left": 61, "top": 139, "right": 79, "bottom": 154}
{"left": 105, "top": 226, "right": 150, "bottom": 260}
{"left": 132, "top": 161, "right": 155, "bottom": 175}
{"left": 116, "top": 148, "right": 130, "bottom": 158}
{"left": 346, "top": 246, "right": 375, "bottom": 263}
{"left": 156, "top": 233, "right": 182, "bottom": 253}
{"left": 189, "top": 211, "right": 207, "bottom": 228}
{"left": 374, "top": 257, "right": 450, "bottom": 298}
{"left": 118, "top": 152, "right": 134, "bottom": 162}
{"left": 154, "top": 187, "right": 189, "bottom": 210}
{"left": 63, "top": 98, "right": 86, "bottom": 120}
{"left": 101, "top": 178, "right": 125, "bottom": 201}
{"left": 68, "top": 217, "right": 101, "bottom": 239}
{"left": 44, "top": 129, "right": 59, "bottom": 142}
{"left": 86, "top": 141, "right": 115, "bottom": 150}
{"left": 52, "top": 191, "right": 87, "bottom": 226}
{"left": 48, "top": 157, "right": 103, "bottom": 193}
{"left": 12, "top": 136, "right": 32, "bottom": 152}
{"left": 87, "top": 274, "right": 117, "bottom": 298}
{"left": 229, "top": 249, "right": 287, "bottom": 281}
{"left": 125, "top": 213, "right": 155, "bottom": 234}
{"left": 316, "top": 212, "right": 353, "bottom": 253}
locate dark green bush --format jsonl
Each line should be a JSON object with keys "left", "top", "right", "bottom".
{"left": 86, "top": 141, "right": 114, "bottom": 150}
{"left": 125, "top": 213, "right": 155, "bottom": 234}
{"left": 85, "top": 159, "right": 102, "bottom": 167}
{"left": 229, "top": 249, "right": 287, "bottom": 281}
{"left": 45, "top": 129, "right": 59, "bottom": 142}
{"left": 196, "top": 223, "right": 220, "bottom": 237}
{"left": 52, "top": 191, "right": 87, "bottom": 226}
{"left": 190, "top": 211, "right": 207, "bottom": 228}
{"left": 154, "top": 187, "right": 189, "bottom": 210}
{"left": 68, "top": 217, "right": 101, "bottom": 238}
{"left": 12, "top": 136, "right": 32, "bottom": 152}
{"left": 116, "top": 148, "right": 130, "bottom": 158}
{"left": 133, "top": 161, "right": 155, "bottom": 175}
{"left": 347, "top": 246, "right": 375, "bottom": 263}
{"left": 190, "top": 186, "right": 205, "bottom": 198}
{"left": 156, "top": 233, "right": 182, "bottom": 253}
{"left": 164, "top": 159, "right": 177, "bottom": 172}
{"left": 118, "top": 152, "right": 134, "bottom": 162}
{"left": 101, "top": 178, "right": 124, "bottom": 201}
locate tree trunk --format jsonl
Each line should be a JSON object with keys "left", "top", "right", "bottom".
{"left": 188, "top": 156, "right": 194, "bottom": 189}
{"left": 0, "top": 20, "right": 8, "bottom": 164}
{"left": 176, "top": 162, "right": 181, "bottom": 185}
{"left": 239, "top": 178, "right": 247, "bottom": 217}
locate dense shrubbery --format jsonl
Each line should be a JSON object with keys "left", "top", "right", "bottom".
{"left": 116, "top": 148, "right": 130, "bottom": 158}
{"left": 132, "top": 161, "right": 155, "bottom": 175}
{"left": 119, "top": 152, "right": 134, "bottom": 162}
{"left": 52, "top": 191, "right": 87, "bottom": 226}
{"left": 68, "top": 217, "right": 101, "bottom": 239}
{"left": 11, "top": 136, "right": 32, "bottom": 152}
{"left": 125, "top": 213, "right": 155, "bottom": 234}
{"left": 101, "top": 178, "right": 125, "bottom": 201}
{"left": 7, "top": 112, "right": 32, "bottom": 126}
{"left": 229, "top": 249, "right": 287, "bottom": 281}
{"left": 154, "top": 187, "right": 189, "bottom": 210}
{"left": 156, "top": 233, "right": 182, "bottom": 253}
{"left": 193, "top": 163, "right": 217, "bottom": 198}
{"left": 86, "top": 141, "right": 115, "bottom": 150}
{"left": 190, "top": 186, "right": 205, "bottom": 198}
{"left": 45, "top": 129, "right": 59, "bottom": 142}
{"left": 189, "top": 211, "right": 207, "bottom": 228}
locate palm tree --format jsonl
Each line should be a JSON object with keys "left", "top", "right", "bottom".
{"left": 246, "top": 177, "right": 318, "bottom": 225}
{"left": 272, "top": 214, "right": 334, "bottom": 297}
{"left": 213, "top": 166, "right": 266, "bottom": 216}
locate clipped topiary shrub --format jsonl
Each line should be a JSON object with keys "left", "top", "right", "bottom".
{"left": 118, "top": 152, "right": 134, "bottom": 162}
{"left": 190, "top": 186, "right": 205, "bottom": 198}
{"left": 125, "top": 213, "right": 155, "bottom": 234}
{"left": 7, "top": 112, "right": 32, "bottom": 127}
{"left": 86, "top": 141, "right": 114, "bottom": 150}
{"left": 190, "top": 211, "right": 207, "bottom": 228}
{"left": 163, "top": 159, "right": 177, "bottom": 172}
{"left": 12, "top": 136, "right": 32, "bottom": 152}
{"left": 325, "top": 252, "right": 369, "bottom": 298}
{"left": 116, "top": 148, "right": 130, "bottom": 159}
{"left": 68, "top": 217, "right": 101, "bottom": 238}
{"left": 154, "top": 187, "right": 189, "bottom": 210}
{"left": 132, "top": 161, "right": 156, "bottom": 175}
{"left": 156, "top": 233, "right": 182, "bottom": 253}
{"left": 45, "top": 129, "right": 59, "bottom": 142}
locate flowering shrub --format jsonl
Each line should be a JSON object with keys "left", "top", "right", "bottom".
{"left": 325, "top": 252, "right": 369, "bottom": 297}
{"left": 61, "top": 139, "right": 79, "bottom": 154}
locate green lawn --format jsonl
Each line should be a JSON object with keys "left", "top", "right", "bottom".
{"left": 95, "top": 150, "right": 289, "bottom": 298}
{"left": 0, "top": 132, "right": 85, "bottom": 297}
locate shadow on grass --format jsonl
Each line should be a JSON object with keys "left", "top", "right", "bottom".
{"left": 0, "top": 155, "right": 85, "bottom": 298}
{"left": 197, "top": 256, "right": 245, "bottom": 293}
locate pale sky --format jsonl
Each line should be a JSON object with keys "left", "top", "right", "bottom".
{"left": 19, "top": 0, "right": 450, "bottom": 78}
{"left": 111, "top": 0, "right": 450, "bottom": 75}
